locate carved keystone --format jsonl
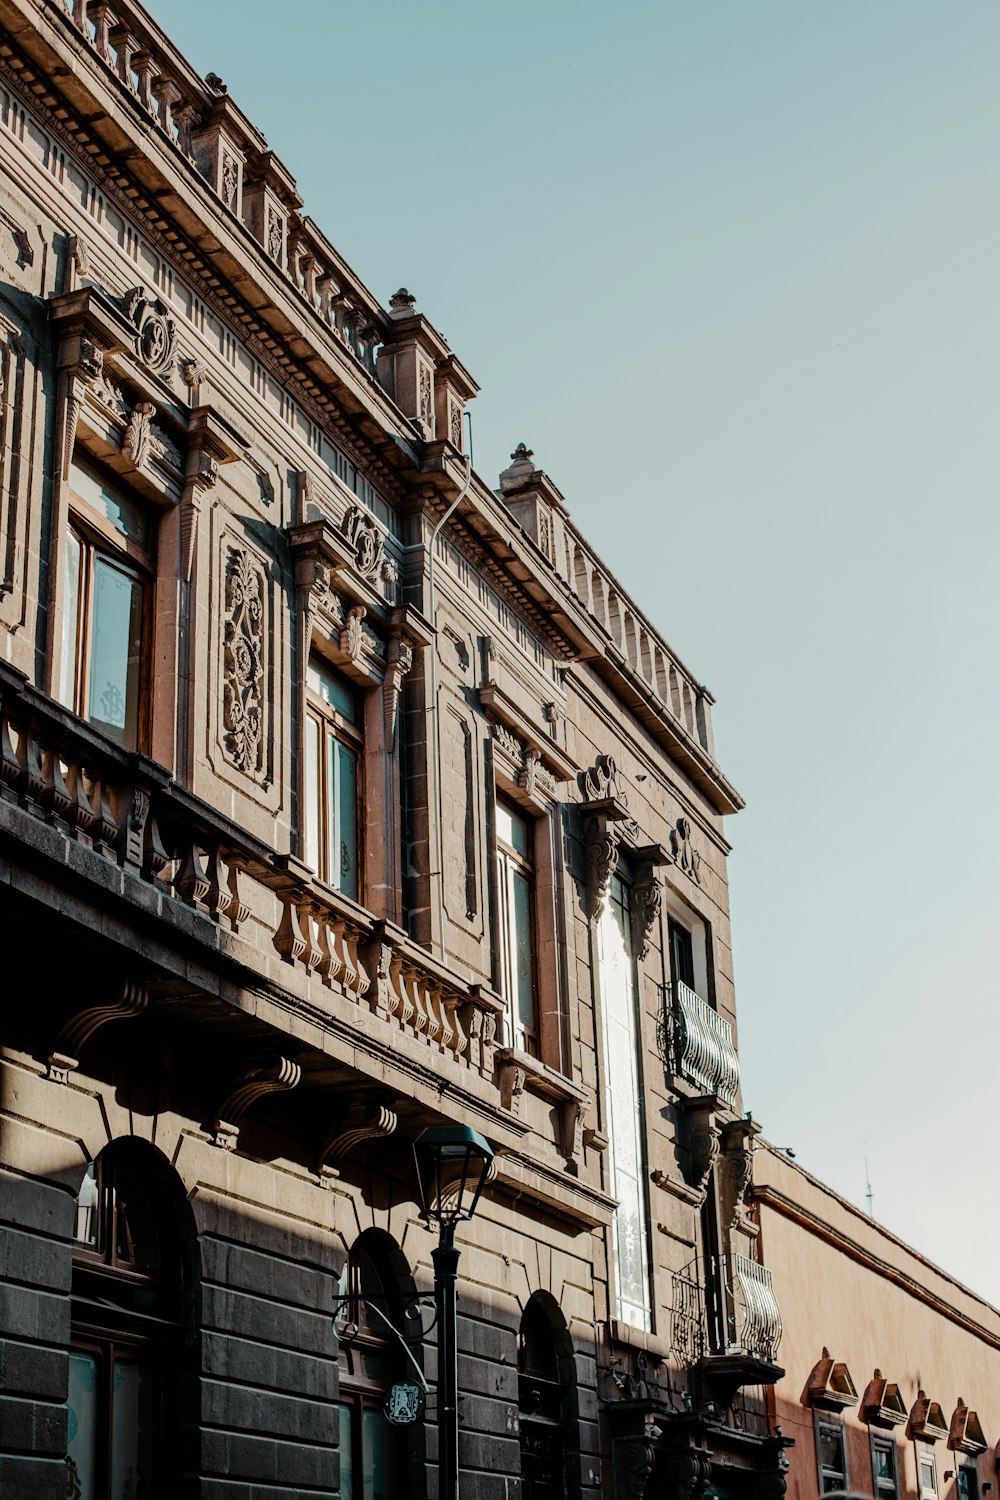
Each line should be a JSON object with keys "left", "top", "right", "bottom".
{"left": 47, "top": 981, "right": 148, "bottom": 1084}
{"left": 212, "top": 1056, "right": 301, "bottom": 1150}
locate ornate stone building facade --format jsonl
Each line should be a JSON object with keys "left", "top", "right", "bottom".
{"left": 0, "top": 2, "right": 785, "bottom": 1497}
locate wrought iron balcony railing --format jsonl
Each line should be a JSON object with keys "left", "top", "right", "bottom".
{"left": 668, "top": 980, "right": 740, "bottom": 1106}
{"left": 732, "top": 1253, "right": 782, "bottom": 1364}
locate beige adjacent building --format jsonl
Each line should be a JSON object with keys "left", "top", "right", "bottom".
{"left": 754, "top": 1146, "right": 1000, "bottom": 1500}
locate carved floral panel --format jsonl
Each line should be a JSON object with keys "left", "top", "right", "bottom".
{"left": 222, "top": 546, "right": 266, "bottom": 779}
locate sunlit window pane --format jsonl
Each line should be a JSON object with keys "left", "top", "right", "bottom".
{"left": 60, "top": 529, "right": 82, "bottom": 710}
{"left": 512, "top": 869, "right": 534, "bottom": 1031}
{"left": 71, "top": 457, "right": 148, "bottom": 547}
{"left": 305, "top": 715, "right": 321, "bottom": 874}
{"left": 337, "top": 740, "right": 358, "bottom": 899}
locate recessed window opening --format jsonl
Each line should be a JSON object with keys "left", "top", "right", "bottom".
{"left": 495, "top": 798, "right": 538, "bottom": 1055}
{"left": 305, "top": 656, "right": 362, "bottom": 900}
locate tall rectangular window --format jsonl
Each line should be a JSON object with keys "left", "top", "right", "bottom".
{"left": 60, "top": 458, "right": 151, "bottom": 751}
{"left": 305, "top": 658, "right": 361, "bottom": 900}
{"left": 495, "top": 800, "right": 538, "bottom": 1054}
{"left": 919, "top": 1454, "right": 938, "bottom": 1500}
{"left": 599, "top": 874, "right": 651, "bottom": 1330}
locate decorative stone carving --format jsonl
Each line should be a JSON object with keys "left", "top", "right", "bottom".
{"left": 92, "top": 367, "right": 127, "bottom": 419}
{"left": 223, "top": 548, "right": 265, "bottom": 778}
{"left": 340, "top": 605, "right": 367, "bottom": 666}
{"left": 47, "top": 980, "right": 148, "bottom": 1084}
{"left": 122, "top": 400, "right": 156, "bottom": 468}
{"left": 181, "top": 357, "right": 207, "bottom": 400}
{"left": 122, "top": 285, "right": 176, "bottom": 374}
{"left": 389, "top": 288, "right": 416, "bottom": 313}
{"left": 518, "top": 747, "right": 541, "bottom": 799}
{"left": 581, "top": 753, "right": 619, "bottom": 802}
{"left": 383, "top": 636, "right": 413, "bottom": 748}
{"left": 671, "top": 817, "right": 702, "bottom": 884}
{"left": 450, "top": 402, "right": 463, "bottom": 447}
{"left": 491, "top": 720, "right": 523, "bottom": 763}
{"left": 584, "top": 818, "right": 621, "bottom": 919}
{"left": 212, "top": 1055, "right": 301, "bottom": 1150}
{"left": 419, "top": 363, "right": 433, "bottom": 426}
{"left": 632, "top": 877, "right": 662, "bottom": 959}
{"left": 342, "top": 505, "right": 389, "bottom": 582}
{"left": 68, "top": 232, "right": 90, "bottom": 280}
{"left": 499, "top": 1061, "right": 526, "bottom": 1114}
{"left": 319, "top": 1104, "right": 397, "bottom": 1185}
{"left": 221, "top": 151, "right": 239, "bottom": 208}
{"left": 690, "top": 1119, "right": 721, "bottom": 1202}
{"left": 148, "top": 422, "right": 182, "bottom": 470}
{"left": 666, "top": 1452, "right": 713, "bottom": 1500}
{"left": 616, "top": 1435, "right": 657, "bottom": 1500}
{"left": 725, "top": 1148, "right": 754, "bottom": 1226}
{"left": 267, "top": 205, "right": 283, "bottom": 261}
{"left": 78, "top": 339, "right": 102, "bottom": 380}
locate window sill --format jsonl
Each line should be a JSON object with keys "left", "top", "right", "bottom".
{"left": 495, "top": 1046, "right": 588, "bottom": 1106}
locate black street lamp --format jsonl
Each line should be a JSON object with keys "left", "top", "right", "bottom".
{"left": 413, "top": 1125, "right": 495, "bottom": 1500}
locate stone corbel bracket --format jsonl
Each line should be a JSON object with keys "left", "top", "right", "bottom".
{"left": 686, "top": 1098, "right": 721, "bottom": 1205}
{"left": 212, "top": 1055, "right": 301, "bottom": 1150}
{"left": 318, "top": 1103, "right": 397, "bottom": 1187}
{"left": 494, "top": 1045, "right": 590, "bottom": 1170}
{"left": 49, "top": 285, "right": 134, "bottom": 481}
{"left": 631, "top": 842, "right": 671, "bottom": 961}
{"left": 47, "top": 980, "right": 149, "bottom": 1084}
{"left": 720, "top": 1116, "right": 761, "bottom": 1232}
{"left": 181, "top": 404, "right": 249, "bottom": 580}
{"left": 384, "top": 605, "right": 433, "bottom": 752}
{"left": 478, "top": 679, "right": 578, "bottom": 810}
{"left": 579, "top": 754, "right": 643, "bottom": 919}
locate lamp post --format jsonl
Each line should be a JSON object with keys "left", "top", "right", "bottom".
{"left": 413, "top": 1125, "right": 494, "bottom": 1500}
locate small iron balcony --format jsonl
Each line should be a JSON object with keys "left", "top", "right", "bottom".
{"left": 668, "top": 980, "right": 740, "bottom": 1106}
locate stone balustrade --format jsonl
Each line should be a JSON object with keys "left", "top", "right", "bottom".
{"left": 0, "top": 661, "right": 497, "bottom": 1084}
{"left": 553, "top": 518, "right": 716, "bottom": 762}
{"left": 56, "top": 0, "right": 387, "bottom": 383}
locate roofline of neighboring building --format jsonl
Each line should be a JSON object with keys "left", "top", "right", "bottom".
{"left": 754, "top": 1139, "right": 1000, "bottom": 1344}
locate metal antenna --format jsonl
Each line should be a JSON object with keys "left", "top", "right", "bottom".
{"left": 864, "top": 1149, "right": 875, "bottom": 1218}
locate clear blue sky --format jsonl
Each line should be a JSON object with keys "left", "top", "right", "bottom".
{"left": 161, "top": 1, "right": 1000, "bottom": 1301}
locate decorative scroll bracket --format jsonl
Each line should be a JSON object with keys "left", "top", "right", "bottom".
{"left": 47, "top": 980, "right": 148, "bottom": 1084}
{"left": 319, "top": 1103, "right": 397, "bottom": 1186}
{"left": 212, "top": 1055, "right": 301, "bottom": 1150}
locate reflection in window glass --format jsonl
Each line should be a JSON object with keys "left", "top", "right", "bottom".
{"left": 74, "top": 1164, "right": 98, "bottom": 1247}
{"left": 599, "top": 875, "right": 650, "bottom": 1330}
{"left": 71, "top": 458, "right": 148, "bottom": 547}
{"left": 339, "top": 1404, "right": 354, "bottom": 1500}
{"left": 66, "top": 1351, "right": 97, "bottom": 1500}
{"left": 496, "top": 800, "right": 537, "bottom": 1053}
{"left": 305, "top": 660, "right": 361, "bottom": 898}
{"left": 111, "top": 1361, "right": 163, "bottom": 1500}
{"left": 364, "top": 1406, "right": 396, "bottom": 1500}
{"left": 60, "top": 529, "right": 81, "bottom": 712}
{"left": 87, "top": 557, "right": 143, "bottom": 745}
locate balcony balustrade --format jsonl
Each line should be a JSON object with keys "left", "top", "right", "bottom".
{"left": 0, "top": 662, "right": 498, "bottom": 1084}
{"left": 731, "top": 1253, "right": 782, "bottom": 1364}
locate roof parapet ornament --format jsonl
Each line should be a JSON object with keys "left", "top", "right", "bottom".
{"left": 389, "top": 287, "right": 417, "bottom": 315}
{"left": 499, "top": 441, "right": 539, "bottom": 494}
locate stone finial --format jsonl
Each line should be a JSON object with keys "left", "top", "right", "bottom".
{"left": 499, "top": 441, "right": 539, "bottom": 494}
{"left": 389, "top": 287, "right": 417, "bottom": 315}
{"left": 205, "top": 72, "right": 228, "bottom": 94}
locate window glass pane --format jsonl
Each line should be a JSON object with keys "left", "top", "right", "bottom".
{"left": 111, "top": 1360, "right": 163, "bottom": 1500}
{"left": 71, "top": 458, "right": 148, "bottom": 548}
{"left": 336, "top": 740, "right": 358, "bottom": 899}
{"left": 511, "top": 868, "right": 535, "bottom": 1032}
{"left": 60, "top": 529, "right": 82, "bottom": 710}
{"left": 496, "top": 800, "right": 529, "bottom": 858}
{"left": 113, "top": 1160, "right": 160, "bottom": 1273}
{"left": 874, "top": 1442, "right": 895, "bottom": 1484}
{"left": 921, "top": 1460, "right": 937, "bottom": 1497}
{"left": 87, "top": 558, "right": 143, "bottom": 748}
{"left": 363, "top": 1406, "right": 396, "bottom": 1500}
{"left": 308, "top": 659, "right": 357, "bottom": 723}
{"left": 74, "top": 1163, "right": 98, "bottom": 1247}
{"left": 819, "top": 1427, "right": 844, "bottom": 1473}
{"left": 66, "top": 1351, "right": 98, "bottom": 1500}
{"left": 338, "top": 1404, "right": 354, "bottom": 1500}
{"left": 305, "top": 714, "right": 321, "bottom": 874}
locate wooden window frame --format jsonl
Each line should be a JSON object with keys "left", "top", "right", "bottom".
{"left": 336, "top": 1243, "right": 405, "bottom": 1500}
{"left": 918, "top": 1449, "right": 939, "bottom": 1500}
{"left": 63, "top": 462, "right": 153, "bottom": 753}
{"left": 305, "top": 657, "right": 364, "bottom": 900}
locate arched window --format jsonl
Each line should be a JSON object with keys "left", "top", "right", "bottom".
{"left": 66, "top": 1142, "right": 185, "bottom": 1499}
{"left": 518, "top": 1295, "right": 576, "bottom": 1500}
{"left": 337, "top": 1234, "right": 421, "bottom": 1500}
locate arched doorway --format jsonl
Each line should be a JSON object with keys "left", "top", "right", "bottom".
{"left": 518, "top": 1293, "right": 578, "bottom": 1500}
{"left": 66, "top": 1138, "right": 194, "bottom": 1499}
